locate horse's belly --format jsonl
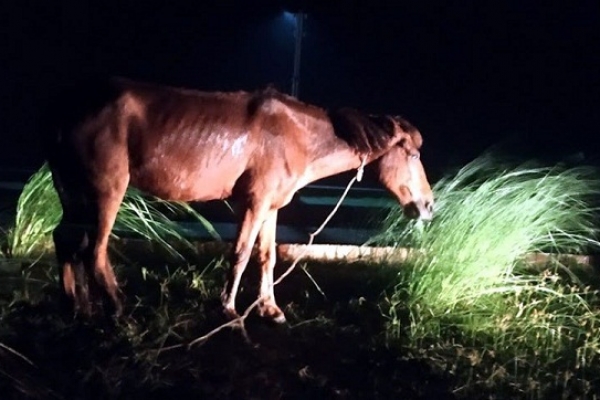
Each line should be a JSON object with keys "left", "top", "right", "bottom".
{"left": 129, "top": 164, "right": 241, "bottom": 202}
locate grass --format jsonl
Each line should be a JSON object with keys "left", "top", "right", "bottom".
{"left": 0, "top": 256, "right": 442, "bottom": 399}
{"left": 0, "top": 161, "right": 445, "bottom": 399}
{"left": 0, "top": 163, "right": 220, "bottom": 262}
{"left": 373, "top": 151, "right": 600, "bottom": 397}
{"left": 2, "top": 153, "right": 600, "bottom": 398}
{"left": 1, "top": 164, "right": 62, "bottom": 259}
{"left": 114, "top": 186, "right": 220, "bottom": 261}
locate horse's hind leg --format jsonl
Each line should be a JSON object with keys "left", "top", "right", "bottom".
{"left": 53, "top": 165, "right": 128, "bottom": 317}
{"left": 86, "top": 176, "right": 129, "bottom": 317}
{"left": 53, "top": 195, "right": 94, "bottom": 316}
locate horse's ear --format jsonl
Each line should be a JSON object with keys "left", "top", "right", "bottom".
{"left": 397, "top": 135, "right": 421, "bottom": 160}
{"left": 409, "top": 130, "right": 423, "bottom": 149}
{"left": 393, "top": 115, "right": 416, "bottom": 132}
{"left": 393, "top": 116, "right": 423, "bottom": 149}
{"left": 398, "top": 135, "right": 415, "bottom": 151}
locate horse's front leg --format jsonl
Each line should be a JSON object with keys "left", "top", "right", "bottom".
{"left": 256, "top": 210, "right": 286, "bottom": 323}
{"left": 221, "top": 205, "right": 269, "bottom": 320}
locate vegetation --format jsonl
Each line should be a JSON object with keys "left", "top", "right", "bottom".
{"left": 0, "top": 163, "right": 220, "bottom": 262}
{"left": 374, "top": 152, "right": 600, "bottom": 397}
{"left": 1, "top": 153, "right": 600, "bottom": 398}
{"left": 2, "top": 164, "right": 62, "bottom": 259}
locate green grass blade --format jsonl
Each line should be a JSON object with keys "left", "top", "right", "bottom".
{"left": 2, "top": 163, "right": 221, "bottom": 262}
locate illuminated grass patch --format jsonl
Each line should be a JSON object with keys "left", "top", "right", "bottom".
{"left": 374, "top": 153, "right": 600, "bottom": 388}
{"left": 1, "top": 163, "right": 219, "bottom": 261}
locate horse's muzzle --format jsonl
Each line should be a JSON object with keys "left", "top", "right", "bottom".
{"left": 403, "top": 200, "right": 434, "bottom": 221}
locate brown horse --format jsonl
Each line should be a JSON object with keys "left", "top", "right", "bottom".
{"left": 44, "top": 77, "right": 434, "bottom": 323}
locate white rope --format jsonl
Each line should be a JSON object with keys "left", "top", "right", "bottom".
{"left": 356, "top": 153, "right": 368, "bottom": 182}
{"left": 185, "top": 154, "right": 370, "bottom": 348}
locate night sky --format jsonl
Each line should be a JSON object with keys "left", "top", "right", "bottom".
{"left": 3, "top": 0, "right": 600, "bottom": 181}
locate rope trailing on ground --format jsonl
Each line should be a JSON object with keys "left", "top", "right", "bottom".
{"left": 186, "top": 156, "right": 368, "bottom": 348}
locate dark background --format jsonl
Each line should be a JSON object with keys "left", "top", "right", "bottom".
{"left": 2, "top": 0, "right": 599, "bottom": 182}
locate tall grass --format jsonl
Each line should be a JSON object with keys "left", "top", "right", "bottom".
{"left": 115, "top": 187, "right": 220, "bottom": 261}
{"left": 374, "top": 153, "right": 600, "bottom": 367}
{"left": 1, "top": 163, "right": 220, "bottom": 261}
{"left": 2, "top": 164, "right": 62, "bottom": 258}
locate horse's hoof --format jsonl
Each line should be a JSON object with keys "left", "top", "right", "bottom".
{"left": 271, "top": 313, "right": 287, "bottom": 324}
{"left": 76, "top": 302, "right": 93, "bottom": 319}
{"left": 114, "top": 290, "right": 126, "bottom": 316}
{"left": 112, "top": 301, "right": 124, "bottom": 319}
{"left": 258, "top": 303, "right": 287, "bottom": 324}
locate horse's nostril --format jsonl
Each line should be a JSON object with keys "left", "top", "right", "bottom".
{"left": 426, "top": 202, "right": 434, "bottom": 214}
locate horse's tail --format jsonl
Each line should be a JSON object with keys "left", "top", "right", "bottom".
{"left": 41, "top": 77, "right": 97, "bottom": 201}
{"left": 42, "top": 76, "right": 118, "bottom": 177}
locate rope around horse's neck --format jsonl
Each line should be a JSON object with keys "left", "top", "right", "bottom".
{"left": 273, "top": 153, "right": 368, "bottom": 285}
{"left": 186, "top": 154, "right": 369, "bottom": 348}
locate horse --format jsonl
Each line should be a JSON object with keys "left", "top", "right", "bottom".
{"left": 43, "top": 77, "right": 434, "bottom": 323}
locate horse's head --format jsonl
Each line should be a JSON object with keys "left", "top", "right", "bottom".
{"left": 369, "top": 118, "right": 434, "bottom": 220}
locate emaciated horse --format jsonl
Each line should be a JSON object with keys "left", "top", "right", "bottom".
{"left": 44, "top": 77, "right": 434, "bottom": 323}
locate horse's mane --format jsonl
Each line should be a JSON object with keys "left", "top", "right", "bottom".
{"left": 247, "top": 86, "right": 420, "bottom": 154}
{"left": 328, "top": 107, "right": 411, "bottom": 154}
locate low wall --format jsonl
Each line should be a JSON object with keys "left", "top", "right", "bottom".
{"left": 114, "top": 239, "right": 600, "bottom": 273}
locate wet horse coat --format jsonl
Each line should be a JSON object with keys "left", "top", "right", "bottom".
{"left": 45, "top": 77, "right": 434, "bottom": 322}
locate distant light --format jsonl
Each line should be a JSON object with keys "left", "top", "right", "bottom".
{"left": 282, "top": 11, "right": 296, "bottom": 25}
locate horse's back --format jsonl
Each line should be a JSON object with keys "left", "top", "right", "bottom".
{"left": 44, "top": 78, "right": 295, "bottom": 202}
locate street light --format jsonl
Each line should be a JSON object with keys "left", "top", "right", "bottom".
{"left": 283, "top": 11, "right": 306, "bottom": 98}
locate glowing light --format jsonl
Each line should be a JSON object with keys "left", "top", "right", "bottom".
{"left": 282, "top": 11, "right": 296, "bottom": 24}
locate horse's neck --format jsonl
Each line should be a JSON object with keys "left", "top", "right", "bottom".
{"left": 289, "top": 110, "right": 379, "bottom": 185}
{"left": 304, "top": 144, "right": 366, "bottom": 184}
